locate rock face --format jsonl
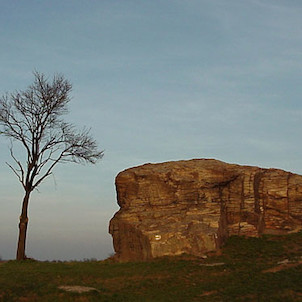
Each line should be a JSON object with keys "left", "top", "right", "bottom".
{"left": 109, "top": 159, "right": 302, "bottom": 261}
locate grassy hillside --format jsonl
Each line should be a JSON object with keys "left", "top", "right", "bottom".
{"left": 1, "top": 232, "right": 302, "bottom": 301}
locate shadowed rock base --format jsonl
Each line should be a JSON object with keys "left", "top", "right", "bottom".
{"left": 109, "top": 159, "right": 302, "bottom": 261}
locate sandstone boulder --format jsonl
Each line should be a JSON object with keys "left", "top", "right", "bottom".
{"left": 109, "top": 159, "right": 302, "bottom": 261}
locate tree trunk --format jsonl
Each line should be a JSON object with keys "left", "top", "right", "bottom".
{"left": 16, "top": 191, "right": 31, "bottom": 260}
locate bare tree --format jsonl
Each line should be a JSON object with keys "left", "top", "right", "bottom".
{"left": 0, "top": 72, "right": 103, "bottom": 260}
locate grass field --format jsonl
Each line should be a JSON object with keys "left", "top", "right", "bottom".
{"left": 1, "top": 232, "right": 302, "bottom": 301}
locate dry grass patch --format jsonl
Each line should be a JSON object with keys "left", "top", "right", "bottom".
{"left": 58, "top": 285, "right": 99, "bottom": 293}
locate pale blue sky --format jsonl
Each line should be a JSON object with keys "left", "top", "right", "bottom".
{"left": 1, "top": 0, "right": 302, "bottom": 260}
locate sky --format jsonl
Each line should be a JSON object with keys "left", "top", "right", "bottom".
{"left": 0, "top": 0, "right": 302, "bottom": 261}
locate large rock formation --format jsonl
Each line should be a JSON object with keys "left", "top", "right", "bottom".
{"left": 109, "top": 159, "right": 302, "bottom": 261}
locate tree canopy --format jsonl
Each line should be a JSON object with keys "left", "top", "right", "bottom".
{"left": 0, "top": 72, "right": 103, "bottom": 193}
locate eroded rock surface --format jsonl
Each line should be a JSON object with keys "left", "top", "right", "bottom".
{"left": 109, "top": 159, "right": 302, "bottom": 261}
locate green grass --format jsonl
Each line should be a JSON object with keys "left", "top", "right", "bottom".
{"left": 1, "top": 232, "right": 302, "bottom": 301}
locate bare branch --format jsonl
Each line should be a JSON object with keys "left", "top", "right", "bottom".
{"left": 32, "top": 150, "right": 65, "bottom": 190}
{"left": 8, "top": 146, "right": 25, "bottom": 184}
{"left": 6, "top": 162, "right": 25, "bottom": 189}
